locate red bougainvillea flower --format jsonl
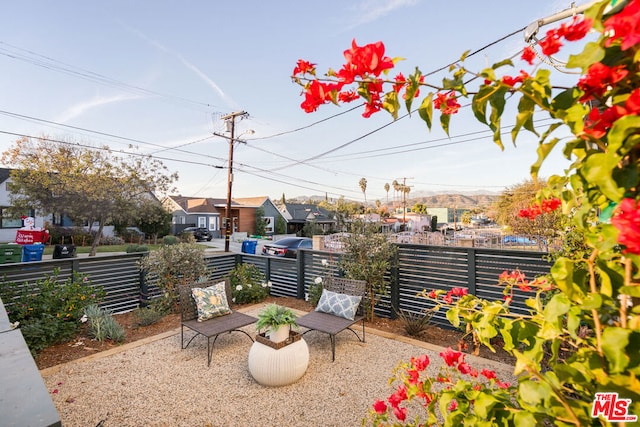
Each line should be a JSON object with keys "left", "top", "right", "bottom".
{"left": 433, "top": 91, "right": 461, "bottom": 115}
{"left": 427, "top": 289, "right": 437, "bottom": 299}
{"left": 457, "top": 362, "right": 473, "bottom": 375}
{"left": 577, "top": 62, "right": 629, "bottom": 102}
{"left": 388, "top": 384, "right": 408, "bottom": 409}
{"left": 496, "top": 380, "right": 511, "bottom": 389}
{"left": 337, "top": 91, "right": 359, "bottom": 103}
{"left": 539, "top": 28, "right": 563, "bottom": 56}
{"left": 393, "top": 72, "right": 406, "bottom": 93}
{"left": 450, "top": 287, "right": 468, "bottom": 297}
{"left": 372, "top": 399, "right": 387, "bottom": 414}
{"left": 583, "top": 105, "right": 627, "bottom": 140}
{"left": 481, "top": 369, "right": 497, "bottom": 380}
{"left": 411, "top": 354, "right": 430, "bottom": 371}
{"left": 440, "top": 347, "right": 464, "bottom": 367}
{"left": 604, "top": 0, "right": 640, "bottom": 51}
{"left": 559, "top": 16, "right": 593, "bottom": 41}
{"left": 611, "top": 198, "right": 640, "bottom": 255}
{"left": 392, "top": 405, "right": 408, "bottom": 421}
{"left": 338, "top": 39, "right": 394, "bottom": 83}
{"left": 448, "top": 399, "right": 458, "bottom": 411}
{"left": 407, "top": 368, "right": 420, "bottom": 384}
{"left": 518, "top": 198, "right": 561, "bottom": 220}
{"left": 501, "top": 70, "right": 530, "bottom": 87}
{"left": 626, "top": 88, "right": 640, "bottom": 114}
{"left": 300, "top": 80, "right": 341, "bottom": 113}
{"left": 521, "top": 46, "right": 536, "bottom": 65}
{"left": 292, "top": 59, "right": 316, "bottom": 76}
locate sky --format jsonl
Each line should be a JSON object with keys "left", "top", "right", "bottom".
{"left": 0, "top": 0, "right": 592, "bottom": 204}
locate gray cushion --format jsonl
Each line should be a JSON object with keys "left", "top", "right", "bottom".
{"left": 315, "top": 289, "right": 362, "bottom": 321}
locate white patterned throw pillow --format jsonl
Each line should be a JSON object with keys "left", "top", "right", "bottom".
{"left": 315, "top": 289, "right": 362, "bottom": 321}
{"left": 191, "top": 282, "right": 232, "bottom": 322}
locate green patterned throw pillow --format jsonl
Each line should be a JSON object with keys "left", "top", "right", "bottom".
{"left": 191, "top": 282, "right": 232, "bottom": 322}
{"left": 315, "top": 288, "right": 362, "bottom": 321}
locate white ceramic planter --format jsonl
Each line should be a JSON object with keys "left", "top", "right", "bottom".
{"left": 248, "top": 338, "right": 309, "bottom": 387}
{"left": 269, "top": 325, "right": 290, "bottom": 343}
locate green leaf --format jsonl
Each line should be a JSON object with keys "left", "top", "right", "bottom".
{"left": 511, "top": 96, "right": 537, "bottom": 142}
{"left": 531, "top": 136, "right": 561, "bottom": 179}
{"left": 440, "top": 111, "right": 452, "bottom": 136}
{"left": 446, "top": 307, "right": 461, "bottom": 328}
{"left": 620, "top": 285, "right": 640, "bottom": 297}
{"left": 580, "top": 292, "right": 603, "bottom": 310}
{"left": 473, "top": 392, "right": 499, "bottom": 419}
{"left": 566, "top": 41, "right": 605, "bottom": 72}
{"left": 472, "top": 85, "right": 497, "bottom": 125}
{"left": 518, "top": 378, "right": 552, "bottom": 407}
{"left": 382, "top": 91, "right": 400, "bottom": 120}
{"left": 404, "top": 68, "right": 423, "bottom": 113}
{"left": 606, "top": 115, "right": 640, "bottom": 152}
{"left": 544, "top": 293, "right": 571, "bottom": 321}
{"left": 418, "top": 93, "right": 433, "bottom": 130}
{"left": 582, "top": 152, "right": 624, "bottom": 200}
{"left": 602, "top": 327, "right": 631, "bottom": 373}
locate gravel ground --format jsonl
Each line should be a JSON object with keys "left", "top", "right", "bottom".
{"left": 40, "top": 306, "right": 517, "bottom": 427}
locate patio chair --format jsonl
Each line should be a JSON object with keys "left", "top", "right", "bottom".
{"left": 297, "top": 277, "right": 367, "bottom": 361}
{"left": 179, "top": 279, "right": 257, "bottom": 366}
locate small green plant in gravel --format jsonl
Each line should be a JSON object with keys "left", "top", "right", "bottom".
{"left": 134, "top": 297, "right": 171, "bottom": 327}
{"left": 395, "top": 308, "right": 434, "bottom": 337}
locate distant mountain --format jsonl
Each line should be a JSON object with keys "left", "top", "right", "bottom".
{"left": 408, "top": 193, "right": 498, "bottom": 208}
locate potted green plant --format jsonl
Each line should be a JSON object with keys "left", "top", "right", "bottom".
{"left": 255, "top": 304, "right": 298, "bottom": 343}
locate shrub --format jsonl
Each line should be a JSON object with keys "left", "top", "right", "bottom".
{"left": 126, "top": 244, "right": 149, "bottom": 253}
{"left": 138, "top": 242, "right": 208, "bottom": 309}
{"left": 228, "top": 263, "right": 270, "bottom": 304}
{"left": 395, "top": 308, "right": 434, "bottom": 337}
{"left": 134, "top": 297, "right": 171, "bottom": 327}
{"left": 162, "top": 235, "right": 178, "bottom": 245}
{"left": 83, "top": 304, "right": 126, "bottom": 342}
{"left": 0, "top": 270, "right": 104, "bottom": 354}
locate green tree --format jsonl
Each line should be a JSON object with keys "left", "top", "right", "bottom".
{"left": 412, "top": 202, "right": 428, "bottom": 214}
{"left": 359, "top": 177, "right": 368, "bottom": 205}
{"left": 495, "top": 179, "right": 564, "bottom": 239}
{"left": 2, "top": 137, "right": 176, "bottom": 256}
{"left": 460, "top": 210, "right": 472, "bottom": 226}
{"left": 339, "top": 219, "right": 397, "bottom": 321}
{"left": 135, "top": 200, "right": 172, "bottom": 243}
{"left": 255, "top": 206, "right": 267, "bottom": 236}
{"left": 275, "top": 215, "right": 286, "bottom": 234}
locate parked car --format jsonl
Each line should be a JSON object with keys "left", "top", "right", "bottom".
{"left": 261, "top": 237, "right": 312, "bottom": 258}
{"left": 180, "top": 227, "right": 213, "bottom": 241}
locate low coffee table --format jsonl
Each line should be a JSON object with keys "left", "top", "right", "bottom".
{"left": 248, "top": 332, "right": 309, "bottom": 387}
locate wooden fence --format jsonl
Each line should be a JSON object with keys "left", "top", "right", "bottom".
{"left": 0, "top": 245, "right": 551, "bottom": 327}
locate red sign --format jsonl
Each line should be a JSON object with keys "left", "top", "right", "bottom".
{"left": 15, "top": 229, "right": 50, "bottom": 244}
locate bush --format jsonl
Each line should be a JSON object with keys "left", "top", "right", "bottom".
{"left": 162, "top": 235, "right": 178, "bottom": 245}
{"left": 0, "top": 270, "right": 105, "bottom": 354}
{"left": 134, "top": 297, "right": 171, "bottom": 326}
{"left": 126, "top": 244, "right": 149, "bottom": 253}
{"left": 228, "top": 263, "right": 270, "bottom": 304}
{"left": 138, "top": 243, "right": 208, "bottom": 309}
{"left": 83, "top": 304, "right": 126, "bottom": 342}
{"left": 395, "top": 308, "right": 434, "bottom": 337}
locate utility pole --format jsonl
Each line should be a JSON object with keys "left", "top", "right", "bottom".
{"left": 220, "top": 111, "right": 249, "bottom": 252}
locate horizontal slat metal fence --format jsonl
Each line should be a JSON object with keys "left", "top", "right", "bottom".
{"left": 0, "top": 245, "right": 551, "bottom": 326}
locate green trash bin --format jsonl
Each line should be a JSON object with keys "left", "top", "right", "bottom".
{"left": 0, "top": 244, "right": 23, "bottom": 264}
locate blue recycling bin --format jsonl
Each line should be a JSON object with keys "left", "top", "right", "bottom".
{"left": 241, "top": 240, "right": 257, "bottom": 254}
{"left": 22, "top": 244, "right": 45, "bottom": 262}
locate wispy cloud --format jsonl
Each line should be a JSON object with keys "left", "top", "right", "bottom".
{"left": 56, "top": 93, "right": 141, "bottom": 123}
{"left": 122, "top": 23, "right": 240, "bottom": 110}
{"left": 347, "top": 0, "right": 418, "bottom": 29}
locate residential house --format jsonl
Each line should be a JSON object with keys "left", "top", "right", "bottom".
{"left": 162, "top": 196, "right": 222, "bottom": 237}
{"left": 0, "top": 168, "right": 47, "bottom": 243}
{"left": 279, "top": 203, "right": 336, "bottom": 235}
{"left": 233, "top": 196, "right": 284, "bottom": 237}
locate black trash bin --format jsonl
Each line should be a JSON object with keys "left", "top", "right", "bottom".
{"left": 53, "top": 244, "right": 76, "bottom": 259}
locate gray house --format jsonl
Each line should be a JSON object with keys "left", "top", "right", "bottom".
{"left": 162, "top": 196, "right": 222, "bottom": 237}
{"left": 279, "top": 203, "right": 336, "bottom": 235}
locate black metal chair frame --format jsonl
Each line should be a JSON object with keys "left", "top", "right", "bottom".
{"left": 179, "top": 279, "right": 257, "bottom": 366}
{"left": 297, "top": 277, "right": 367, "bottom": 361}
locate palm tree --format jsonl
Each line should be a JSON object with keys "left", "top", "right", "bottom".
{"left": 392, "top": 180, "right": 399, "bottom": 207}
{"left": 384, "top": 183, "right": 390, "bottom": 204}
{"left": 359, "top": 178, "right": 368, "bottom": 206}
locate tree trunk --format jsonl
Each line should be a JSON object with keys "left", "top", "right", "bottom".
{"left": 89, "top": 221, "right": 105, "bottom": 257}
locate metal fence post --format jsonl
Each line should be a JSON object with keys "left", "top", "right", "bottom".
{"left": 466, "top": 247, "right": 477, "bottom": 296}
{"left": 296, "top": 249, "right": 306, "bottom": 299}
{"left": 389, "top": 249, "right": 400, "bottom": 319}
